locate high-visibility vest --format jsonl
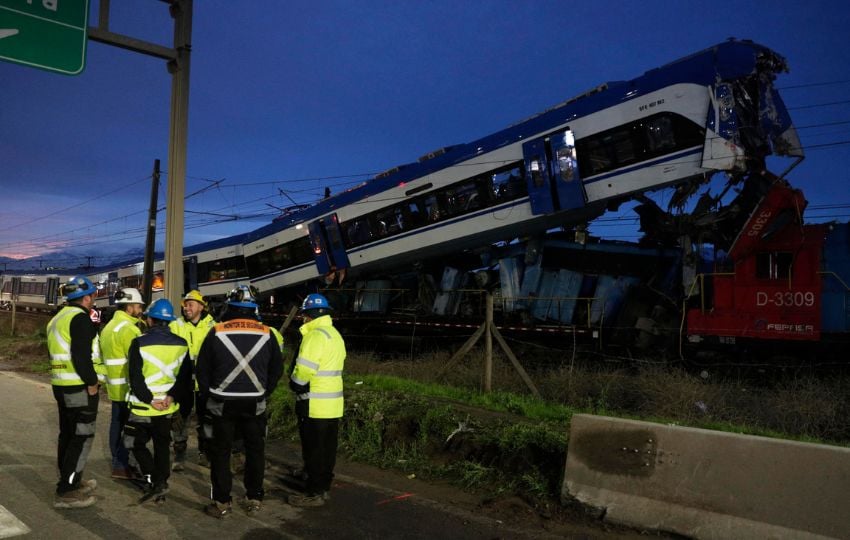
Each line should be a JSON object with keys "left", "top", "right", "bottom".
{"left": 206, "top": 319, "right": 276, "bottom": 399}
{"left": 127, "top": 340, "right": 187, "bottom": 416}
{"left": 99, "top": 309, "right": 142, "bottom": 401}
{"left": 270, "top": 327, "right": 285, "bottom": 354}
{"left": 169, "top": 314, "right": 215, "bottom": 361}
{"left": 47, "top": 305, "right": 100, "bottom": 387}
{"left": 291, "top": 315, "right": 346, "bottom": 419}
{"left": 170, "top": 314, "right": 214, "bottom": 391}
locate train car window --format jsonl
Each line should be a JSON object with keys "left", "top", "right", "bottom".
{"left": 422, "top": 194, "right": 441, "bottom": 222}
{"left": 756, "top": 252, "right": 793, "bottom": 280}
{"left": 576, "top": 112, "right": 705, "bottom": 177}
{"left": 555, "top": 146, "right": 577, "bottom": 182}
{"left": 198, "top": 255, "right": 245, "bottom": 282}
{"left": 1, "top": 281, "right": 10, "bottom": 293}
{"left": 120, "top": 275, "right": 142, "bottom": 289}
{"left": 20, "top": 281, "right": 45, "bottom": 295}
{"left": 491, "top": 165, "right": 527, "bottom": 202}
{"left": 339, "top": 161, "right": 526, "bottom": 249}
{"left": 344, "top": 218, "right": 373, "bottom": 247}
{"left": 528, "top": 157, "right": 545, "bottom": 187}
{"left": 291, "top": 236, "right": 313, "bottom": 265}
{"left": 246, "top": 236, "right": 313, "bottom": 277}
{"left": 406, "top": 202, "right": 424, "bottom": 228}
{"left": 612, "top": 128, "right": 637, "bottom": 163}
{"left": 645, "top": 116, "right": 676, "bottom": 152}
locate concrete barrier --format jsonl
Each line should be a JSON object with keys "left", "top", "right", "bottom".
{"left": 562, "top": 414, "right": 850, "bottom": 539}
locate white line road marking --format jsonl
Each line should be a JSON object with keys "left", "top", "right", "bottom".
{"left": 0, "top": 504, "right": 29, "bottom": 539}
{"left": 0, "top": 29, "right": 20, "bottom": 40}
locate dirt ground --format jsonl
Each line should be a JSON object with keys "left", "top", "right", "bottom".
{"left": 0, "top": 311, "right": 672, "bottom": 538}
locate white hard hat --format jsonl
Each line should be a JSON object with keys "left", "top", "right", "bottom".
{"left": 115, "top": 288, "right": 144, "bottom": 305}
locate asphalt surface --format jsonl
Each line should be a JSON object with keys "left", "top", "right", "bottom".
{"left": 0, "top": 370, "right": 593, "bottom": 540}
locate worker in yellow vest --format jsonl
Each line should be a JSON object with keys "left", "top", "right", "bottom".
{"left": 48, "top": 275, "right": 102, "bottom": 509}
{"left": 168, "top": 289, "right": 216, "bottom": 470}
{"left": 124, "top": 299, "right": 193, "bottom": 503}
{"left": 287, "top": 293, "right": 346, "bottom": 508}
{"left": 99, "top": 287, "right": 146, "bottom": 480}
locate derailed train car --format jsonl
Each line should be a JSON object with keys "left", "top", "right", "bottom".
{"left": 242, "top": 39, "right": 802, "bottom": 301}
{"left": 6, "top": 40, "right": 848, "bottom": 359}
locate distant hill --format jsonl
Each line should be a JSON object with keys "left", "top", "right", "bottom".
{"left": 0, "top": 247, "right": 145, "bottom": 272}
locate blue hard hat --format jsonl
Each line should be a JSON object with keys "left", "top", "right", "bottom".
{"left": 145, "top": 298, "right": 176, "bottom": 321}
{"left": 301, "top": 293, "right": 332, "bottom": 312}
{"left": 226, "top": 285, "right": 259, "bottom": 309}
{"left": 62, "top": 275, "right": 96, "bottom": 301}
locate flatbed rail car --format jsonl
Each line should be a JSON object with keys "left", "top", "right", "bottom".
{"left": 243, "top": 39, "right": 801, "bottom": 301}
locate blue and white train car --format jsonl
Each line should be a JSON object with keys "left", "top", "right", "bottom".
{"left": 183, "top": 233, "right": 251, "bottom": 299}
{"left": 243, "top": 40, "right": 801, "bottom": 297}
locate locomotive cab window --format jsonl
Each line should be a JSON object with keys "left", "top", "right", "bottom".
{"left": 755, "top": 252, "right": 793, "bottom": 280}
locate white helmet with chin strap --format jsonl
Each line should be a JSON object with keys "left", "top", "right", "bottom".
{"left": 114, "top": 288, "right": 144, "bottom": 305}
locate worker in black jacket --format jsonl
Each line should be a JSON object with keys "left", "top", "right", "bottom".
{"left": 47, "top": 276, "right": 104, "bottom": 509}
{"left": 124, "top": 298, "right": 193, "bottom": 503}
{"left": 196, "top": 286, "right": 283, "bottom": 518}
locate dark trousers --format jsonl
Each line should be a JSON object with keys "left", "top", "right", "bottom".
{"left": 208, "top": 399, "right": 267, "bottom": 503}
{"left": 195, "top": 392, "right": 211, "bottom": 455}
{"left": 298, "top": 416, "right": 339, "bottom": 495}
{"left": 109, "top": 401, "right": 130, "bottom": 469}
{"left": 173, "top": 391, "right": 206, "bottom": 457}
{"left": 125, "top": 414, "right": 172, "bottom": 487}
{"left": 54, "top": 386, "right": 98, "bottom": 495}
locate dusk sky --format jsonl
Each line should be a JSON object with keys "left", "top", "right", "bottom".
{"left": 1, "top": 0, "right": 849, "bottom": 267}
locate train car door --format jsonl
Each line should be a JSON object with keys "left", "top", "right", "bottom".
{"left": 523, "top": 128, "right": 586, "bottom": 215}
{"left": 308, "top": 214, "right": 351, "bottom": 276}
{"left": 45, "top": 276, "right": 60, "bottom": 306}
{"left": 523, "top": 139, "right": 554, "bottom": 215}
{"left": 549, "top": 129, "right": 585, "bottom": 211}
{"left": 183, "top": 256, "right": 198, "bottom": 292}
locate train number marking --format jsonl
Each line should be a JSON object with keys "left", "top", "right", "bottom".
{"left": 755, "top": 291, "right": 815, "bottom": 307}
{"left": 746, "top": 210, "right": 772, "bottom": 236}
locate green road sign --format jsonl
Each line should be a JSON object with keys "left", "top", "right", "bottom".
{"left": 0, "top": 0, "right": 89, "bottom": 75}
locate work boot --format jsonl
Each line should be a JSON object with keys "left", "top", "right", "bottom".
{"left": 288, "top": 492, "right": 326, "bottom": 507}
{"left": 79, "top": 478, "right": 97, "bottom": 495}
{"left": 240, "top": 497, "right": 262, "bottom": 515}
{"left": 54, "top": 488, "right": 96, "bottom": 509}
{"left": 172, "top": 449, "right": 187, "bottom": 472}
{"left": 112, "top": 467, "right": 137, "bottom": 480}
{"left": 204, "top": 500, "right": 232, "bottom": 519}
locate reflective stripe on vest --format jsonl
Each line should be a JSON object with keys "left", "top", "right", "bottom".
{"left": 47, "top": 306, "right": 87, "bottom": 386}
{"left": 293, "top": 316, "right": 345, "bottom": 419}
{"left": 100, "top": 311, "right": 141, "bottom": 401}
{"left": 127, "top": 343, "right": 185, "bottom": 416}
{"left": 210, "top": 331, "right": 270, "bottom": 398}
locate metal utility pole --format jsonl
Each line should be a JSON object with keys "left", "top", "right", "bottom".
{"left": 142, "top": 159, "right": 161, "bottom": 304}
{"left": 88, "top": 0, "right": 193, "bottom": 304}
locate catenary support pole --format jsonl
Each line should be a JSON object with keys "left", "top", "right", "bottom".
{"left": 163, "top": 0, "right": 193, "bottom": 304}
{"left": 142, "top": 159, "right": 160, "bottom": 305}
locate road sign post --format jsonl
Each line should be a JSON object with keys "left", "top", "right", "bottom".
{"left": 0, "top": 0, "right": 90, "bottom": 75}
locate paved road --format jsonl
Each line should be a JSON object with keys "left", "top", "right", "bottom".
{"left": 0, "top": 370, "right": 587, "bottom": 540}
